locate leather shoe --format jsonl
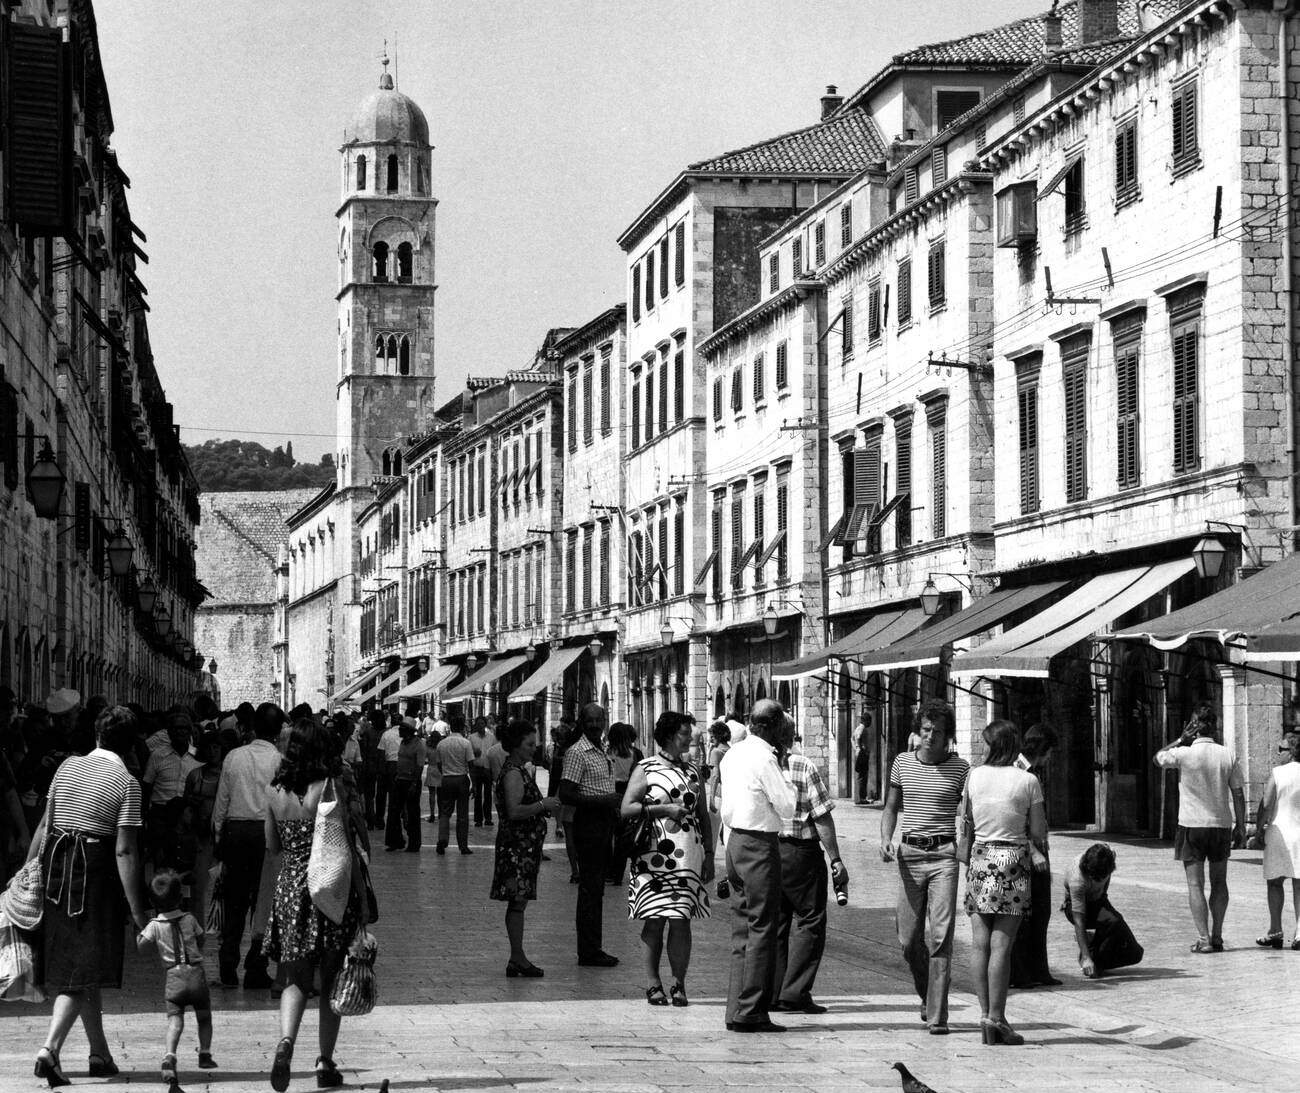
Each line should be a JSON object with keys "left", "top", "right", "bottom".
{"left": 577, "top": 952, "right": 619, "bottom": 967}
{"left": 726, "top": 1020, "right": 787, "bottom": 1033}
{"left": 772, "top": 999, "right": 828, "bottom": 1014}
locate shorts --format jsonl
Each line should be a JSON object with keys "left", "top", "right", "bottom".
{"left": 164, "top": 964, "right": 211, "bottom": 1017}
{"left": 1174, "top": 825, "right": 1232, "bottom": 864}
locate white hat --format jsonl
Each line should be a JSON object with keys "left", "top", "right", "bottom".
{"left": 726, "top": 719, "right": 748, "bottom": 742}
{"left": 45, "top": 688, "right": 81, "bottom": 716}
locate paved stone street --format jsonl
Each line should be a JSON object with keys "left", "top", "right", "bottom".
{"left": 1, "top": 805, "right": 1293, "bottom": 1092}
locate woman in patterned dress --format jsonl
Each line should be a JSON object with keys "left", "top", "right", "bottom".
{"left": 620, "top": 710, "right": 713, "bottom": 1007}
{"left": 490, "top": 719, "right": 560, "bottom": 977}
{"left": 264, "top": 720, "right": 363, "bottom": 1091}
{"left": 960, "top": 719, "right": 1048, "bottom": 1047}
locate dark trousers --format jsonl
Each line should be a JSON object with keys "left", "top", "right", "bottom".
{"left": 374, "top": 762, "right": 395, "bottom": 826}
{"left": 359, "top": 768, "right": 378, "bottom": 826}
{"left": 437, "top": 775, "right": 471, "bottom": 851}
{"left": 218, "top": 820, "right": 266, "bottom": 975}
{"left": 386, "top": 779, "right": 421, "bottom": 850}
{"left": 1010, "top": 863, "right": 1055, "bottom": 986}
{"left": 1066, "top": 899, "right": 1144, "bottom": 972}
{"left": 472, "top": 767, "right": 493, "bottom": 824}
{"left": 771, "top": 838, "right": 828, "bottom": 1006}
{"left": 607, "top": 780, "right": 630, "bottom": 883}
{"left": 725, "top": 829, "right": 782, "bottom": 1026}
{"left": 573, "top": 807, "right": 614, "bottom": 959}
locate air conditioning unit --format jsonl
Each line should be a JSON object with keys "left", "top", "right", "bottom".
{"left": 996, "top": 181, "right": 1038, "bottom": 248}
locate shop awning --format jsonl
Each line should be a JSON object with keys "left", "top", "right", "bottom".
{"left": 393, "top": 663, "right": 459, "bottom": 701}
{"left": 506, "top": 646, "right": 585, "bottom": 704}
{"left": 353, "top": 665, "right": 408, "bottom": 706}
{"left": 1111, "top": 553, "right": 1300, "bottom": 659}
{"left": 772, "top": 605, "right": 927, "bottom": 682}
{"left": 328, "top": 662, "right": 383, "bottom": 704}
{"left": 442, "top": 654, "right": 528, "bottom": 704}
{"left": 951, "top": 558, "right": 1194, "bottom": 678}
{"left": 851, "top": 580, "right": 1069, "bottom": 673}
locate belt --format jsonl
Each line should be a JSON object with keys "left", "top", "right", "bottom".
{"left": 779, "top": 835, "right": 820, "bottom": 845}
{"left": 901, "top": 833, "right": 955, "bottom": 851}
{"left": 730, "top": 827, "right": 779, "bottom": 840}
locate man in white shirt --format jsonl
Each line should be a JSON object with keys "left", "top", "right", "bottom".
{"left": 1154, "top": 703, "right": 1246, "bottom": 952}
{"left": 719, "top": 699, "right": 795, "bottom": 1033}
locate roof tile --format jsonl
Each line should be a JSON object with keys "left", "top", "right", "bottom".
{"left": 688, "top": 108, "right": 885, "bottom": 176}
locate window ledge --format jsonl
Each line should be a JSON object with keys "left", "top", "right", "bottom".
{"left": 776, "top": 388, "right": 791, "bottom": 400}
{"left": 754, "top": 400, "right": 768, "bottom": 413}
{"left": 1114, "top": 188, "right": 1141, "bottom": 211}
{"left": 1171, "top": 155, "right": 1203, "bottom": 181}
{"left": 897, "top": 318, "right": 913, "bottom": 335}
{"left": 928, "top": 302, "right": 947, "bottom": 317}
{"left": 1063, "top": 215, "right": 1089, "bottom": 238}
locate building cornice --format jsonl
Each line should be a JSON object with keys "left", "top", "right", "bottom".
{"left": 699, "top": 280, "right": 823, "bottom": 357}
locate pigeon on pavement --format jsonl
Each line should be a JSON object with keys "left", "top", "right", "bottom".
{"left": 892, "top": 1061, "right": 938, "bottom": 1093}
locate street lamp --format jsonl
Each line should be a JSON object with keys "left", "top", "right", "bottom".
{"left": 465, "top": 653, "right": 479, "bottom": 672}
{"left": 920, "top": 577, "right": 942, "bottom": 616}
{"left": 25, "top": 439, "right": 65, "bottom": 519}
{"left": 154, "top": 603, "right": 173, "bottom": 638}
{"left": 1192, "top": 535, "right": 1227, "bottom": 580}
{"left": 106, "top": 529, "right": 133, "bottom": 577}
{"left": 762, "top": 603, "right": 779, "bottom": 638}
{"left": 587, "top": 636, "right": 603, "bottom": 659}
{"left": 660, "top": 622, "right": 674, "bottom": 647}
{"left": 524, "top": 641, "right": 537, "bottom": 663}
{"left": 136, "top": 574, "right": 159, "bottom": 615}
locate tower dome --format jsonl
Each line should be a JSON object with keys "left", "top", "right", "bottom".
{"left": 344, "top": 58, "right": 429, "bottom": 146}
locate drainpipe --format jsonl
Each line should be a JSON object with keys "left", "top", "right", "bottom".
{"left": 1281, "top": 8, "right": 1296, "bottom": 553}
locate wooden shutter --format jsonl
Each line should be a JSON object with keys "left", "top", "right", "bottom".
{"left": 731, "top": 367, "right": 742, "bottom": 413}
{"left": 673, "top": 349, "right": 684, "bottom": 422}
{"left": 1018, "top": 383, "right": 1039, "bottom": 514}
{"left": 904, "top": 167, "right": 919, "bottom": 204}
{"left": 775, "top": 341, "right": 788, "bottom": 389}
{"left": 658, "top": 354, "right": 668, "bottom": 430}
{"left": 792, "top": 237, "right": 803, "bottom": 275}
{"left": 674, "top": 507, "right": 684, "bottom": 596}
{"left": 895, "top": 427, "right": 912, "bottom": 547}
{"left": 644, "top": 368, "right": 655, "bottom": 441}
{"left": 712, "top": 376, "right": 723, "bottom": 422}
{"left": 674, "top": 222, "right": 686, "bottom": 286}
{"left": 1173, "top": 82, "right": 1198, "bottom": 164}
{"left": 582, "top": 362, "right": 594, "bottom": 444}
{"left": 840, "top": 202, "right": 852, "bottom": 247}
{"left": 842, "top": 298, "right": 854, "bottom": 359}
{"left": 632, "top": 265, "right": 641, "bottom": 321}
{"left": 932, "top": 146, "right": 947, "bottom": 186}
{"left": 868, "top": 281, "right": 881, "bottom": 340}
{"left": 6, "top": 23, "right": 73, "bottom": 233}
{"left": 565, "top": 534, "right": 577, "bottom": 612}
{"left": 753, "top": 352, "right": 764, "bottom": 403}
{"left": 931, "top": 422, "right": 947, "bottom": 538}
{"left": 644, "top": 252, "right": 655, "bottom": 311}
{"left": 730, "top": 493, "right": 744, "bottom": 589}
{"left": 631, "top": 371, "right": 641, "bottom": 447}
{"left": 928, "top": 241, "right": 945, "bottom": 308}
{"left": 1063, "top": 359, "right": 1088, "bottom": 503}
{"left": 897, "top": 258, "right": 912, "bottom": 325}
{"left": 710, "top": 504, "right": 723, "bottom": 597}
{"left": 776, "top": 478, "right": 789, "bottom": 581}
{"left": 1115, "top": 121, "right": 1137, "bottom": 195}
{"left": 1172, "top": 319, "right": 1200, "bottom": 472}
{"left": 769, "top": 253, "right": 779, "bottom": 293}
{"left": 659, "top": 235, "right": 669, "bottom": 298}
{"left": 656, "top": 516, "right": 667, "bottom": 599}
{"left": 583, "top": 526, "right": 594, "bottom": 609}
{"left": 844, "top": 445, "right": 881, "bottom": 541}
{"left": 599, "top": 521, "right": 610, "bottom": 605}
{"left": 814, "top": 221, "right": 825, "bottom": 265}
{"left": 1115, "top": 334, "right": 1141, "bottom": 488}
{"left": 752, "top": 491, "right": 766, "bottom": 586}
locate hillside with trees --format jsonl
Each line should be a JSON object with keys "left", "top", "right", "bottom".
{"left": 184, "top": 438, "right": 335, "bottom": 492}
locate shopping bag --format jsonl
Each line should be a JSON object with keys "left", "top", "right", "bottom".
{"left": 329, "top": 929, "right": 377, "bottom": 1016}
{"left": 307, "top": 779, "right": 353, "bottom": 924}
{"left": 0, "top": 917, "right": 46, "bottom": 1003}
{"left": 205, "top": 863, "right": 225, "bottom": 935}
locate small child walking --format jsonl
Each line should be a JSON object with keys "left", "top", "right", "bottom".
{"left": 136, "top": 870, "right": 218, "bottom": 1085}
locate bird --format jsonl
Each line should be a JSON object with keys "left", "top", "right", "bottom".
{"left": 892, "top": 1062, "right": 938, "bottom": 1093}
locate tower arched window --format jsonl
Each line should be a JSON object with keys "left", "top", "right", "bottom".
{"left": 392, "top": 451, "right": 402, "bottom": 476}
{"left": 382, "top": 451, "right": 392, "bottom": 477}
{"left": 396, "top": 242, "right": 413, "bottom": 283}
{"left": 386, "top": 153, "right": 399, "bottom": 193}
{"left": 356, "top": 154, "right": 367, "bottom": 191}
{"left": 372, "top": 241, "right": 389, "bottom": 282}
{"left": 374, "top": 335, "right": 385, "bottom": 372}
{"left": 398, "top": 336, "right": 411, "bottom": 375}
{"left": 386, "top": 335, "right": 398, "bottom": 374}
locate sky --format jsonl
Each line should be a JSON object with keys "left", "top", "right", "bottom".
{"left": 94, "top": 0, "right": 1045, "bottom": 462}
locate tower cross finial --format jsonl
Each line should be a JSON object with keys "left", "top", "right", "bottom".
{"left": 379, "top": 41, "right": 393, "bottom": 90}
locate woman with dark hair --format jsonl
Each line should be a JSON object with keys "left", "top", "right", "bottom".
{"left": 620, "top": 710, "right": 713, "bottom": 1006}
{"left": 1063, "top": 843, "right": 1143, "bottom": 976}
{"left": 606, "top": 722, "right": 643, "bottom": 885}
{"left": 960, "top": 719, "right": 1047, "bottom": 1046}
{"left": 29, "top": 705, "right": 151, "bottom": 1086}
{"left": 264, "top": 719, "right": 362, "bottom": 1091}
{"left": 490, "top": 719, "right": 560, "bottom": 976}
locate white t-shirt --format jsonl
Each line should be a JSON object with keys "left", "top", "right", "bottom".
{"left": 966, "top": 764, "right": 1043, "bottom": 843}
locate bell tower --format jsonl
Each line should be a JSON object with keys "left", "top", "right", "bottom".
{"left": 336, "top": 54, "right": 436, "bottom": 492}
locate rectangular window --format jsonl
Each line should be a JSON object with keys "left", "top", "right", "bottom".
{"left": 478, "top": 453, "right": 486, "bottom": 511}
{"left": 1062, "top": 337, "right": 1090, "bottom": 503}
{"left": 814, "top": 220, "right": 825, "bottom": 266}
{"left": 674, "top": 222, "right": 686, "bottom": 286}
{"left": 841, "top": 297, "right": 854, "bottom": 361}
{"left": 599, "top": 350, "right": 611, "bottom": 435}
{"left": 712, "top": 376, "right": 723, "bottom": 423}
{"left": 657, "top": 515, "right": 668, "bottom": 600}
{"left": 1114, "top": 118, "right": 1138, "bottom": 202}
{"left": 840, "top": 201, "right": 852, "bottom": 248}
{"left": 673, "top": 507, "right": 684, "bottom": 596}
{"left": 1013, "top": 96, "right": 1026, "bottom": 125}
{"left": 582, "top": 360, "right": 594, "bottom": 444}
{"left": 524, "top": 547, "right": 534, "bottom": 624}
{"left": 768, "top": 253, "right": 779, "bottom": 294}
{"left": 711, "top": 503, "right": 723, "bottom": 599}
{"left": 582, "top": 526, "right": 593, "bottom": 610}
{"left": 565, "top": 533, "right": 577, "bottom": 613}
{"left": 644, "top": 366, "right": 655, "bottom": 442}
{"left": 731, "top": 366, "right": 743, "bottom": 413}
{"left": 927, "top": 240, "right": 946, "bottom": 309}
{"left": 791, "top": 237, "right": 803, "bottom": 276}
{"left": 1064, "top": 157, "right": 1086, "bottom": 233}
{"left": 904, "top": 167, "right": 919, "bottom": 204}
{"left": 1114, "top": 317, "right": 1142, "bottom": 489}
{"left": 632, "top": 265, "right": 641, "bottom": 322}
{"left": 1018, "top": 375, "right": 1040, "bottom": 515}
{"left": 867, "top": 279, "right": 882, "bottom": 341}
{"left": 467, "top": 458, "right": 475, "bottom": 517}
{"left": 511, "top": 555, "right": 520, "bottom": 627}
{"left": 1171, "top": 298, "right": 1202, "bottom": 473}
{"left": 673, "top": 349, "right": 685, "bottom": 422}
{"left": 644, "top": 251, "right": 655, "bottom": 312}
{"left": 752, "top": 489, "right": 766, "bottom": 588}
{"left": 730, "top": 492, "right": 744, "bottom": 591}
{"left": 659, "top": 235, "right": 669, "bottom": 298}
{"left": 599, "top": 521, "right": 610, "bottom": 605}
{"left": 936, "top": 89, "right": 980, "bottom": 130}
{"left": 775, "top": 341, "right": 789, "bottom": 390}
{"left": 932, "top": 146, "right": 947, "bottom": 186}
{"left": 895, "top": 426, "right": 912, "bottom": 547}
{"left": 534, "top": 549, "right": 544, "bottom": 619}
{"left": 843, "top": 444, "right": 881, "bottom": 550}
{"left": 775, "top": 475, "right": 789, "bottom": 582}
{"left": 1172, "top": 79, "right": 1198, "bottom": 167}
{"left": 897, "top": 258, "right": 912, "bottom": 326}
{"left": 752, "top": 352, "right": 764, "bottom": 404}
{"left": 631, "top": 368, "right": 642, "bottom": 448}
{"left": 930, "top": 420, "right": 947, "bottom": 539}
{"left": 658, "top": 352, "right": 668, "bottom": 432}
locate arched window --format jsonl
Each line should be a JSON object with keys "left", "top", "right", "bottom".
{"left": 396, "top": 242, "right": 413, "bottom": 283}
{"left": 386, "top": 153, "right": 399, "bottom": 193}
{"left": 398, "top": 336, "right": 411, "bottom": 375}
{"left": 356, "top": 154, "right": 367, "bottom": 190}
{"left": 755, "top": 678, "right": 767, "bottom": 702}
{"left": 778, "top": 680, "right": 792, "bottom": 711}
{"left": 382, "top": 451, "right": 392, "bottom": 477}
{"left": 733, "top": 681, "right": 747, "bottom": 721}
{"left": 714, "top": 684, "right": 726, "bottom": 718}
{"left": 372, "top": 241, "right": 389, "bottom": 282}
{"left": 374, "top": 335, "right": 385, "bottom": 372}
{"left": 392, "top": 451, "right": 403, "bottom": 476}
{"left": 601, "top": 681, "right": 609, "bottom": 708}
{"left": 386, "top": 334, "right": 398, "bottom": 373}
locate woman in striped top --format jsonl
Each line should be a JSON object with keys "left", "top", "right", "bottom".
{"left": 29, "top": 705, "right": 150, "bottom": 1087}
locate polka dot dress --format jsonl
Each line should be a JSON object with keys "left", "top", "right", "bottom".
{"left": 628, "top": 755, "right": 711, "bottom": 921}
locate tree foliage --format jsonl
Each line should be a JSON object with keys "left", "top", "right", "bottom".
{"left": 184, "top": 438, "right": 334, "bottom": 492}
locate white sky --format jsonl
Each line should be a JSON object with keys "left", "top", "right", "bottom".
{"left": 94, "top": 0, "right": 1044, "bottom": 461}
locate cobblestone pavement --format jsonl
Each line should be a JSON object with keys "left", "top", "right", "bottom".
{"left": 1, "top": 805, "right": 1294, "bottom": 1092}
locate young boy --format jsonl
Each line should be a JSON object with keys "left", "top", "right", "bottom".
{"left": 137, "top": 870, "right": 217, "bottom": 1085}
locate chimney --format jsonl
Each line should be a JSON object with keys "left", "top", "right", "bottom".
{"left": 820, "top": 85, "right": 843, "bottom": 120}
{"left": 1077, "top": 0, "right": 1119, "bottom": 45}
{"left": 1043, "top": 2, "right": 1063, "bottom": 52}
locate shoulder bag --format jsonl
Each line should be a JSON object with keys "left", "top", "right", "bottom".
{"left": 307, "top": 779, "right": 353, "bottom": 925}
{"left": 615, "top": 796, "right": 655, "bottom": 861}
{"left": 329, "top": 927, "right": 378, "bottom": 1016}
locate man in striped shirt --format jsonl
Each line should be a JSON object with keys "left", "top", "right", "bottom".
{"left": 880, "top": 701, "right": 969, "bottom": 1034}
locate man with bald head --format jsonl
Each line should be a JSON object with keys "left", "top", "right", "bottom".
{"left": 718, "top": 698, "right": 796, "bottom": 1032}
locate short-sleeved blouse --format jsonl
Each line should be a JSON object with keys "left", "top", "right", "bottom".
{"left": 966, "top": 764, "right": 1042, "bottom": 843}
{"left": 49, "top": 749, "right": 142, "bottom": 836}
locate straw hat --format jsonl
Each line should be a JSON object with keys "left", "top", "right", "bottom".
{"left": 0, "top": 859, "right": 44, "bottom": 930}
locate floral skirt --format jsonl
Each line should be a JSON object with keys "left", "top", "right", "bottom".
{"left": 964, "top": 840, "right": 1032, "bottom": 916}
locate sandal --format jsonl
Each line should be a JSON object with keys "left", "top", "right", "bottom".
{"left": 670, "top": 982, "right": 689, "bottom": 1007}
{"left": 271, "top": 1037, "right": 294, "bottom": 1093}
{"left": 88, "top": 1052, "right": 120, "bottom": 1077}
{"left": 315, "top": 1056, "right": 344, "bottom": 1089}
{"left": 161, "top": 1053, "right": 178, "bottom": 1081}
{"left": 1257, "top": 932, "right": 1284, "bottom": 949}
{"left": 34, "top": 1048, "right": 69, "bottom": 1089}
{"left": 1292, "top": 937, "right": 1300, "bottom": 951}
{"left": 1190, "top": 937, "right": 1215, "bottom": 953}
{"left": 646, "top": 983, "right": 669, "bottom": 1006}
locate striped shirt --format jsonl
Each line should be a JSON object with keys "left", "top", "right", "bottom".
{"left": 889, "top": 751, "right": 969, "bottom": 837}
{"left": 49, "top": 749, "right": 142, "bottom": 836}
{"left": 783, "top": 753, "right": 834, "bottom": 840}
{"left": 561, "top": 735, "right": 616, "bottom": 799}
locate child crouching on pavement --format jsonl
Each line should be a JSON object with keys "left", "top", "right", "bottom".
{"left": 136, "top": 870, "right": 218, "bottom": 1084}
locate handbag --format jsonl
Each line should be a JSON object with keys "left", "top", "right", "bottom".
{"left": 0, "top": 918, "right": 45, "bottom": 1003}
{"left": 329, "top": 928, "right": 378, "bottom": 1016}
{"left": 307, "top": 779, "right": 353, "bottom": 925}
{"left": 0, "top": 859, "right": 45, "bottom": 931}
{"left": 615, "top": 797, "right": 655, "bottom": 861}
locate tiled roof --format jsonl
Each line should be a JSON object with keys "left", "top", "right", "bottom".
{"left": 688, "top": 108, "right": 885, "bottom": 176}
{"left": 197, "top": 489, "right": 317, "bottom": 606}
{"left": 202, "top": 490, "right": 315, "bottom": 559}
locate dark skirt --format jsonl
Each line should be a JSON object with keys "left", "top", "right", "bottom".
{"left": 41, "top": 831, "right": 127, "bottom": 991}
